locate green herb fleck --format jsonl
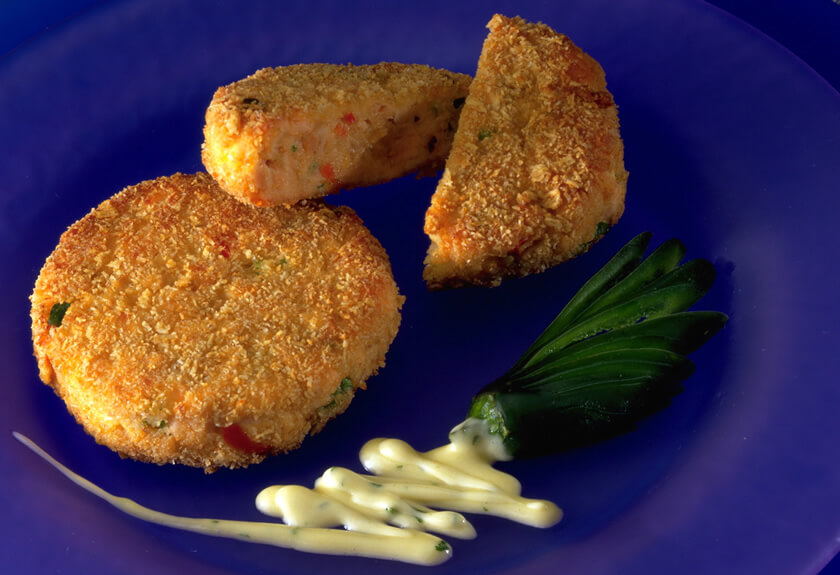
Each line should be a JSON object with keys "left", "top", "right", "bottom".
{"left": 291, "top": 144, "right": 298, "bottom": 152}
{"left": 435, "top": 540, "right": 450, "bottom": 552}
{"left": 576, "top": 221, "right": 613, "bottom": 255}
{"left": 386, "top": 506, "right": 398, "bottom": 514}
{"left": 595, "top": 221, "right": 612, "bottom": 237}
{"left": 416, "top": 516, "right": 424, "bottom": 524}
{"left": 48, "top": 302, "right": 71, "bottom": 327}
{"left": 278, "top": 257, "right": 288, "bottom": 266}
{"left": 239, "top": 532, "right": 251, "bottom": 539}
{"left": 478, "top": 128, "right": 493, "bottom": 141}
{"left": 318, "top": 377, "right": 353, "bottom": 412}
{"left": 250, "top": 257, "right": 265, "bottom": 274}
{"left": 369, "top": 481, "right": 383, "bottom": 488}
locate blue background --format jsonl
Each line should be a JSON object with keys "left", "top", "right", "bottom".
{"left": 2, "top": 1, "right": 839, "bottom": 573}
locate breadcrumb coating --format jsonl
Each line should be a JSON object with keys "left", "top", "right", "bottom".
{"left": 423, "top": 15, "right": 628, "bottom": 288}
{"left": 30, "top": 173, "right": 403, "bottom": 471}
{"left": 202, "top": 63, "right": 471, "bottom": 206}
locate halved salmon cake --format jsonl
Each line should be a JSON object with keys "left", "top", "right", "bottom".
{"left": 423, "top": 15, "right": 628, "bottom": 288}
{"left": 30, "top": 173, "right": 403, "bottom": 471}
{"left": 202, "top": 63, "right": 471, "bottom": 206}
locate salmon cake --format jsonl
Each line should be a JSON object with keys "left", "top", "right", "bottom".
{"left": 30, "top": 173, "right": 403, "bottom": 471}
{"left": 202, "top": 62, "right": 471, "bottom": 206}
{"left": 423, "top": 15, "right": 628, "bottom": 288}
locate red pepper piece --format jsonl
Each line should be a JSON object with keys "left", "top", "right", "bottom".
{"left": 213, "top": 231, "right": 235, "bottom": 259}
{"left": 219, "top": 424, "right": 271, "bottom": 454}
{"left": 334, "top": 113, "right": 356, "bottom": 136}
{"left": 319, "top": 163, "right": 337, "bottom": 184}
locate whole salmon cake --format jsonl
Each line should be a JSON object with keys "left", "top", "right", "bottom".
{"left": 202, "top": 62, "right": 471, "bottom": 206}
{"left": 30, "top": 172, "right": 403, "bottom": 471}
{"left": 423, "top": 15, "right": 628, "bottom": 288}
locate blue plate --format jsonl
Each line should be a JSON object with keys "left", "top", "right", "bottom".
{"left": 2, "top": 1, "right": 839, "bottom": 573}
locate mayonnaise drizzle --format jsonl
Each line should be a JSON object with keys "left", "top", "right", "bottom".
{"left": 13, "top": 419, "right": 562, "bottom": 566}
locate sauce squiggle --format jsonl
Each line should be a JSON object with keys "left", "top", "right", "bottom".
{"left": 13, "top": 419, "right": 562, "bottom": 565}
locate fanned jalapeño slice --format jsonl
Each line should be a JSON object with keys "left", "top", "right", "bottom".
{"left": 468, "top": 233, "right": 728, "bottom": 459}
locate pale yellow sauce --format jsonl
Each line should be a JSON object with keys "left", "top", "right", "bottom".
{"left": 13, "top": 419, "right": 562, "bottom": 566}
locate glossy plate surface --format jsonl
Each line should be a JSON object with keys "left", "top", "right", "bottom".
{"left": 2, "top": 1, "right": 839, "bottom": 573}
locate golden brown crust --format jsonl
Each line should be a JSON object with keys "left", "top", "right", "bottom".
{"left": 31, "top": 173, "right": 403, "bottom": 471}
{"left": 423, "top": 15, "right": 628, "bottom": 288}
{"left": 202, "top": 63, "right": 471, "bottom": 206}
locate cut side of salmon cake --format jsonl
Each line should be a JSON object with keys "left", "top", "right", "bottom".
{"left": 423, "top": 14, "right": 628, "bottom": 289}
{"left": 203, "top": 62, "right": 471, "bottom": 206}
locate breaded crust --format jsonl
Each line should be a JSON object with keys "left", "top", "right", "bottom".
{"left": 423, "top": 15, "right": 628, "bottom": 288}
{"left": 202, "top": 63, "right": 471, "bottom": 206}
{"left": 30, "top": 173, "right": 403, "bottom": 471}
